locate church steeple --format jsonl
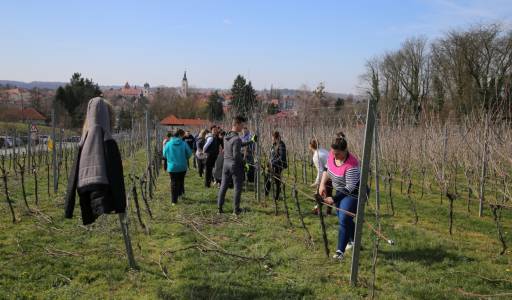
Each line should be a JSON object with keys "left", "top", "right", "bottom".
{"left": 181, "top": 70, "right": 189, "bottom": 97}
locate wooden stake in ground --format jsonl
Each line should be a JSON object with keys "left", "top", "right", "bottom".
{"left": 0, "top": 161, "right": 17, "bottom": 223}
{"left": 350, "top": 96, "right": 377, "bottom": 286}
{"left": 118, "top": 213, "right": 138, "bottom": 269}
{"left": 314, "top": 193, "right": 330, "bottom": 258}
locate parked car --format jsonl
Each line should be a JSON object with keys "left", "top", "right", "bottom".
{"left": 67, "top": 136, "right": 81, "bottom": 143}
{"left": 0, "top": 136, "right": 13, "bottom": 148}
{"left": 38, "top": 135, "right": 49, "bottom": 144}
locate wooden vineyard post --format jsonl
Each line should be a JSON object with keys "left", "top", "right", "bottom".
{"left": 52, "top": 104, "right": 58, "bottom": 193}
{"left": 350, "top": 97, "right": 377, "bottom": 286}
{"left": 118, "top": 212, "right": 138, "bottom": 269}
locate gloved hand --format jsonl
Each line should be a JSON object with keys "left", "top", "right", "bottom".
{"left": 244, "top": 163, "right": 249, "bottom": 172}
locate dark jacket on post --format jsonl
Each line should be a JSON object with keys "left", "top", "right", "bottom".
{"left": 64, "top": 97, "right": 126, "bottom": 225}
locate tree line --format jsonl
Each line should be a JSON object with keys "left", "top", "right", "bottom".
{"left": 363, "top": 23, "right": 512, "bottom": 124}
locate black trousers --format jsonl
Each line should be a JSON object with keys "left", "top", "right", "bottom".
{"left": 169, "top": 171, "right": 186, "bottom": 203}
{"left": 265, "top": 167, "right": 282, "bottom": 201}
{"left": 197, "top": 158, "right": 206, "bottom": 177}
{"left": 205, "top": 154, "right": 217, "bottom": 187}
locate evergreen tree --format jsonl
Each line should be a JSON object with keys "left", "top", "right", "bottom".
{"left": 207, "top": 91, "right": 224, "bottom": 121}
{"left": 335, "top": 97, "right": 345, "bottom": 111}
{"left": 267, "top": 103, "right": 279, "bottom": 115}
{"left": 55, "top": 73, "right": 102, "bottom": 127}
{"left": 230, "top": 74, "right": 257, "bottom": 118}
{"left": 118, "top": 107, "right": 133, "bottom": 130}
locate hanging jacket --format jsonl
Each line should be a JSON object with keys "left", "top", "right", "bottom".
{"left": 64, "top": 97, "right": 126, "bottom": 225}
{"left": 163, "top": 137, "right": 192, "bottom": 173}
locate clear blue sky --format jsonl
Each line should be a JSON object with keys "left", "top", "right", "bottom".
{"left": 1, "top": 0, "right": 511, "bottom": 93}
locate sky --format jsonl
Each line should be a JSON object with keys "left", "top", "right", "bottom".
{"left": 1, "top": 0, "right": 511, "bottom": 93}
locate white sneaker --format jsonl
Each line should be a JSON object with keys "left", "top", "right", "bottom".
{"left": 345, "top": 242, "right": 354, "bottom": 251}
{"left": 332, "top": 250, "right": 344, "bottom": 260}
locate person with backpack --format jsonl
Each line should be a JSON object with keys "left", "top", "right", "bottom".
{"left": 265, "top": 131, "right": 287, "bottom": 201}
{"left": 217, "top": 116, "right": 255, "bottom": 215}
{"left": 163, "top": 128, "right": 192, "bottom": 205}
{"left": 319, "top": 132, "right": 361, "bottom": 260}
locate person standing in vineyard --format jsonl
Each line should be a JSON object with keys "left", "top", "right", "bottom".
{"left": 182, "top": 130, "right": 195, "bottom": 168}
{"left": 203, "top": 125, "right": 221, "bottom": 188}
{"left": 163, "top": 128, "right": 192, "bottom": 205}
{"left": 217, "top": 116, "right": 256, "bottom": 215}
{"left": 319, "top": 132, "right": 360, "bottom": 260}
{"left": 309, "top": 138, "right": 332, "bottom": 215}
{"left": 162, "top": 132, "right": 173, "bottom": 171}
{"left": 195, "top": 129, "right": 208, "bottom": 177}
{"left": 265, "top": 131, "right": 287, "bottom": 201}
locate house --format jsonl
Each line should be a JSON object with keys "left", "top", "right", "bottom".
{"left": 121, "top": 82, "right": 142, "bottom": 98}
{"left": 0, "top": 107, "right": 47, "bottom": 125}
{"left": 160, "top": 114, "right": 209, "bottom": 132}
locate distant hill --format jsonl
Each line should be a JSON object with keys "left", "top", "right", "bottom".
{"left": 0, "top": 80, "right": 68, "bottom": 90}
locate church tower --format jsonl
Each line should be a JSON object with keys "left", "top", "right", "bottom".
{"left": 181, "top": 71, "right": 188, "bottom": 97}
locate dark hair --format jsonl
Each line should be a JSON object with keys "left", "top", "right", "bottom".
{"left": 174, "top": 129, "right": 185, "bottom": 137}
{"left": 272, "top": 131, "right": 280, "bottom": 140}
{"left": 233, "top": 115, "right": 247, "bottom": 124}
{"left": 166, "top": 132, "right": 173, "bottom": 138}
{"left": 210, "top": 125, "right": 217, "bottom": 131}
{"left": 309, "top": 138, "right": 319, "bottom": 150}
{"left": 331, "top": 132, "right": 347, "bottom": 151}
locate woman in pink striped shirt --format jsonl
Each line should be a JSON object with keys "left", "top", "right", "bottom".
{"left": 319, "top": 132, "right": 360, "bottom": 260}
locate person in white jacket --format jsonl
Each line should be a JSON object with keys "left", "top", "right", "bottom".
{"left": 310, "top": 139, "right": 329, "bottom": 187}
{"left": 309, "top": 138, "right": 332, "bottom": 215}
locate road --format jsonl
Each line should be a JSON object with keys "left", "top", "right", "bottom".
{"left": 0, "top": 142, "right": 77, "bottom": 156}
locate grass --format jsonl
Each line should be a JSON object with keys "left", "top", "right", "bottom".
{"left": 0, "top": 121, "right": 78, "bottom": 137}
{"left": 0, "top": 151, "right": 511, "bottom": 299}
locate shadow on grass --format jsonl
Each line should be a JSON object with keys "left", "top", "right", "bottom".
{"left": 380, "top": 247, "right": 475, "bottom": 266}
{"left": 156, "top": 281, "right": 313, "bottom": 300}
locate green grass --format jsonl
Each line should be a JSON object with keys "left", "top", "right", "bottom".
{"left": 0, "top": 121, "right": 78, "bottom": 137}
{"left": 0, "top": 152, "right": 511, "bottom": 299}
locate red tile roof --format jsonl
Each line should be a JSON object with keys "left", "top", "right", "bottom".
{"left": 160, "top": 115, "right": 208, "bottom": 126}
{"left": 1, "top": 107, "right": 47, "bottom": 121}
{"left": 22, "top": 108, "right": 46, "bottom": 120}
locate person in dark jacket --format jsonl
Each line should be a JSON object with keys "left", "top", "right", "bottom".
{"left": 203, "top": 125, "right": 220, "bottom": 188}
{"left": 64, "top": 97, "right": 126, "bottom": 225}
{"left": 265, "top": 131, "right": 287, "bottom": 201}
{"left": 217, "top": 116, "right": 254, "bottom": 215}
{"left": 162, "top": 132, "right": 173, "bottom": 171}
{"left": 213, "top": 130, "right": 226, "bottom": 187}
{"left": 182, "top": 131, "right": 195, "bottom": 168}
{"left": 163, "top": 128, "right": 192, "bottom": 204}
{"left": 241, "top": 127, "right": 255, "bottom": 183}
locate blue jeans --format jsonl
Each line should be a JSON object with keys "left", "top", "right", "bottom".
{"left": 334, "top": 192, "right": 358, "bottom": 253}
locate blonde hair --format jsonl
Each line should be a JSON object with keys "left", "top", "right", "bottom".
{"left": 199, "top": 129, "right": 208, "bottom": 139}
